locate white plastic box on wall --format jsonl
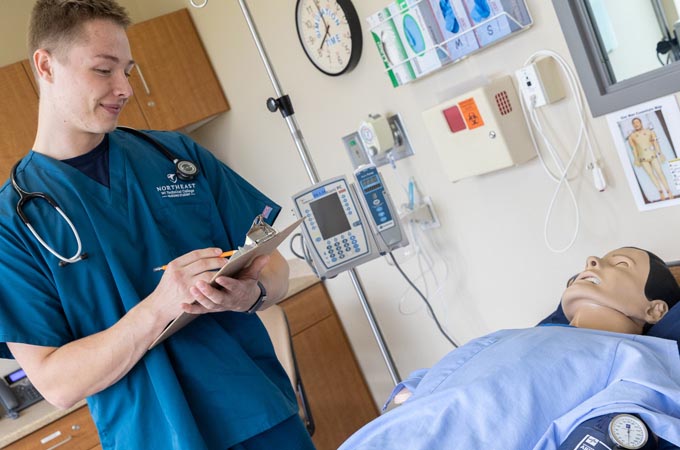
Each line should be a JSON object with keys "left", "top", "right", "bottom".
{"left": 421, "top": 75, "right": 535, "bottom": 182}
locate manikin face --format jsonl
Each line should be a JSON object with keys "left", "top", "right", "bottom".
{"left": 561, "top": 248, "right": 666, "bottom": 334}
{"left": 37, "top": 19, "right": 134, "bottom": 136}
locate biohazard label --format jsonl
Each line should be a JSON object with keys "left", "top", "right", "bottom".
{"left": 459, "top": 98, "right": 485, "bottom": 130}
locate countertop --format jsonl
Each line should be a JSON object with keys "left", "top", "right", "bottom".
{"left": 0, "top": 259, "right": 319, "bottom": 448}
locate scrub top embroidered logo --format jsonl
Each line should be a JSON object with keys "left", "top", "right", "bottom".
{"left": 156, "top": 173, "right": 197, "bottom": 199}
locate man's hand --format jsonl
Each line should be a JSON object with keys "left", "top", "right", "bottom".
{"left": 182, "top": 254, "right": 270, "bottom": 314}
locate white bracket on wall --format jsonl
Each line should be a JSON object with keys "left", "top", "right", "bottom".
{"left": 342, "top": 114, "right": 415, "bottom": 169}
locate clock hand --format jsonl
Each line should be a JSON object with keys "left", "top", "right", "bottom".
{"left": 312, "top": 0, "right": 329, "bottom": 29}
{"left": 319, "top": 23, "right": 330, "bottom": 50}
{"left": 312, "top": 0, "right": 331, "bottom": 43}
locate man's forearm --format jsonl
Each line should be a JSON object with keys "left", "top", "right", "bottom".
{"left": 7, "top": 298, "right": 172, "bottom": 409}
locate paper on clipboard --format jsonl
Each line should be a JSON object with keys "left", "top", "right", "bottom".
{"left": 149, "top": 218, "right": 304, "bottom": 349}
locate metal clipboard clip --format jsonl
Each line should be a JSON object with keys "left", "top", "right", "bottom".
{"left": 245, "top": 214, "right": 277, "bottom": 245}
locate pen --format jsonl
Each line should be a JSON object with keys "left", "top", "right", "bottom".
{"left": 153, "top": 250, "right": 236, "bottom": 272}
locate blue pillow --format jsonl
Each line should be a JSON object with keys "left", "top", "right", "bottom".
{"left": 647, "top": 303, "right": 680, "bottom": 351}
{"left": 537, "top": 304, "right": 568, "bottom": 326}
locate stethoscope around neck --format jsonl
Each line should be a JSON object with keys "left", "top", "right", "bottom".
{"left": 10, "top": 127, "right": 199, "bottom": 267}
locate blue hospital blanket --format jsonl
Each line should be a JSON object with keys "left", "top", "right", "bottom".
{"left": 339, "top": 327, "right": 680, "bottom": 450}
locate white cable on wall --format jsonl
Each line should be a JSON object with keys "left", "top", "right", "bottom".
{"left": 518, "top": 49, "right": 605, "bottom": 253}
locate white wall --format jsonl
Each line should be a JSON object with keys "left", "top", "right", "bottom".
{"left": 2, "top": 0, "right": 680, "bottom": 408}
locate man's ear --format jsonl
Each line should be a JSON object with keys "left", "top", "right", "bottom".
{"left": 645, "top": 299, "right": 669, "bottom": 324}
{"left": 33, "top": 49, "right": 55, "bottom": 83}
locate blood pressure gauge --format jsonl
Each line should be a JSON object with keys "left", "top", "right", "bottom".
{"left": 608, "top": 414, "right": 648, "bottom": 449}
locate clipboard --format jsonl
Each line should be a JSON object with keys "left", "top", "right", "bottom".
{"left": 149, "top": 218, "right": 304, "bottom": 349}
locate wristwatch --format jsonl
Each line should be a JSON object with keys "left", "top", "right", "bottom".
{"left": 245, "top": 280, "right": 267, "bottom": 314}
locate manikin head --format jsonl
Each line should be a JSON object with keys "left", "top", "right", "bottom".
{"left": 561, "top": 247, "right": 680, "bottom": 334}
{"left": 29, "top": 0, "right": 134, "bottom": 138}
{"left": 632, "top": 117, "right": 644, "bottom": 131}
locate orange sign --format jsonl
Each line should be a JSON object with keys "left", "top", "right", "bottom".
{"left": 458, "top": 98, "right": 485, "bottom": 130}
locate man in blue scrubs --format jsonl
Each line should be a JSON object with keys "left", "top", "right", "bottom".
{"left": 0, "top": 1, "right": 315, "bottom": 449}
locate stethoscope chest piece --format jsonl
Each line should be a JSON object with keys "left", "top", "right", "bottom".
{"left": 175, "top": 159, "right": 199, "bottom": 181}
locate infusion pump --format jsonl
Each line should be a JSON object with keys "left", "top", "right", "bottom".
{"left": 292, "top": 165, "right": 407, "bottom": 280}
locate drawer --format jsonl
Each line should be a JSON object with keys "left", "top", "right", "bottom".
{"left": 280, "top": 283, "right": 333, "bottom": 336}
{"left": 5, "top": 406, "right": 99, "bottom": 450}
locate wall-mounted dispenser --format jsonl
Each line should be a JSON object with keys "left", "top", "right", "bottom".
{"left": 421, "top": 75, "right": 534, "bottom": 182}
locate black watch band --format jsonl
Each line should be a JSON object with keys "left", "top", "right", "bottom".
{"left": 245, "top": 280, "right": 267, "bottom": 314}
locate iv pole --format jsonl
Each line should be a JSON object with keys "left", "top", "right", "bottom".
{"left": 188, "top": 0, "right": 401, "bottom": 385}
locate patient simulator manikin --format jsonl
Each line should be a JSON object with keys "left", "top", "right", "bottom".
{"left": 340, "top": 247, "right": 680, "bottom": 450}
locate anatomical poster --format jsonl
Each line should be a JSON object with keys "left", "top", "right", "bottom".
{"left": 606, "top": 94, "right": 680, "bottom": 211}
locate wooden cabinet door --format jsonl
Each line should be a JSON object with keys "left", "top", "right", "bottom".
{"left": 4, "top": 406, "right": 100, "bottom": 450}
{"left": 117, "top": 94, "right": 149, "bottom": 130}
{"left": 0, "top": 61, "right": 39, "bottom": 181}
{"left": 126, "top": 9, "right": 229, "bottom": 131}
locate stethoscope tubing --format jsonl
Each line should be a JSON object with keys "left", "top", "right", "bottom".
{"left": 11, "top": 162, "right": 85, "bottom": 265}
{"left": 11, "top": 127, "right": 198, "bottom": 266}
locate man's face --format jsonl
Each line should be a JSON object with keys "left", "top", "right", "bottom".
{"left": 632, "top": 118, "right": 643, "bottom": 131}
{"left": 44, "top": 19, "right": 134, "bottom": 135}
{"left": 561, "top": 248, "right": 652, "bottom": 333}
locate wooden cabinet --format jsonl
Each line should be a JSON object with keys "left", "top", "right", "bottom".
{"left": 119, "top": 9, "right": 229, "bottom": 131}
{"left": 281, "top": 283, "right": 379, "bottom": 450}
{"left": 0, "top": 61, "right": 38, "bottom": 181}
{"left": 4, "top": 406, "right": 99, "bottom": 450}
{"left": 0, "top": 8, "right": 229, "bottom": 180}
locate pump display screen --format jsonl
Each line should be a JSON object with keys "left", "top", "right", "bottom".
{"left": 360, "top": 175, "right": 382, "bottom": 193}
{"left": 310, "top": 192, "right": 351, "bottom": 240}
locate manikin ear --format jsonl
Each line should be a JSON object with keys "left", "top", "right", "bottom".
{"left": 645, "top": 300, "right": 669, "bottom": 324}
{"left": 32, "top": 49, "right": 56, "bottom": 84}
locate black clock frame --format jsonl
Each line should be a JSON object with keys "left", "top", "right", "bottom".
{"left": 295, "top": 0, "right": 363, "bottom": 76}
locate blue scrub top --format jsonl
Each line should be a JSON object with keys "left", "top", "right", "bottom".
{"left": 0, "top": 130, "right": 298, "bottom": 449}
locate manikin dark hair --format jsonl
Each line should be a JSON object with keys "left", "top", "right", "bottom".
{"left": 638, "top": 248, "right": 680, "bottom": 310}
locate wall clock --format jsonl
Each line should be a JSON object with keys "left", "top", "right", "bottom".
{"left": 295, "top": 0, "right": 363, "bottom": 76}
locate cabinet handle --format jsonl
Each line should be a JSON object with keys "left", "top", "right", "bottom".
{"left": 135, "top": 65, "right": 151, "bottom": 96}
{"left": 45, "top": 435, "right": 73, "bottom": 450}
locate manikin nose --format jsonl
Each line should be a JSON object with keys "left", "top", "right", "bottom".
{"left": 586, "top": 256, "right": 600, "bottom": 268}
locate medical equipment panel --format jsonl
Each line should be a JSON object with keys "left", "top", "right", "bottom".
{"left": 421, "top": 75, "right": 535, "bottom": 182}
{"left": 293, "top": 169, "right": 407, "bottom": 279}
{"left": 353, "top": 165, "right": 405, "bottom": 248}
{"left": 293, "top": 177, "right": 378, "bottom": 279}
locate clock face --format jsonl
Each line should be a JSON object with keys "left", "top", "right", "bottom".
{"left": 295, "top": 0, "right": 362, "bottom": 76}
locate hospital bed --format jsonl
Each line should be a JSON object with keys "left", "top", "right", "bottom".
{"left": 338, "top": 261, "right": 680, "bottom": 450}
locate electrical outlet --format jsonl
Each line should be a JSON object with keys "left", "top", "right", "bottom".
{"left": 515, "top": 64, "right": 547, "bottom": 108}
